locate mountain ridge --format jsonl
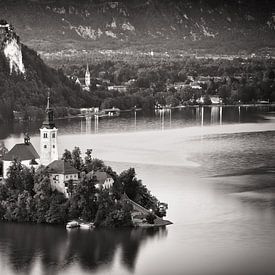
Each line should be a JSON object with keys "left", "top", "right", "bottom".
{"left": 0, "top": 0, "right": 274, "bottom": 62}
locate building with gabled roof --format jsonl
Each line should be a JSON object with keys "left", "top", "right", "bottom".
{"left": 2, "top": 135, "right": 40, "bottom": 179}
{"left": 87, "top": 170, "right": 114, "bottom": 190}
{"left": 47, "top": 159, "right": 79, "bottom": 197}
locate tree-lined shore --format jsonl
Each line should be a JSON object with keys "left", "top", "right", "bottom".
{"left": 0, "top": 147, "right": 164, "bottom": 227}
{"left": 1, "top": 56, "right": 274, "bottom": 123}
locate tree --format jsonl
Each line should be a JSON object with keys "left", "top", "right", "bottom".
{"left": 86, "top": 158, "right": 105, "bottom": 172}
{"left": 119, "top": 168, "right": 159, "bottom": 210}
{"left": 68, "top": 176, "right": 98, "bottom": 221}
{"left": 72, "top": 147, "right": 83, "bottom": 171}
{"left": 67, "top": 179, "right": 74, "bottom": 197}
{"left": 6, "top": 159, "right": 24, "bottom": 191}
{"left": 218, "top": 85, "right": 231, "bottom": 104}
{"left": 33, "top": 168, "right": 52, "bottom": 223}
{"left": 146, "top": 212, "right": 156, "bottom": 224}
{"left": 267, "top": 69, "right": 275, "bottom": 81}
{"left": 0, "top": 142, "right": 8, "bottom": 158}
{"left": 0, "top": 202, "right": 5, "bottom": 220}
{"left": 84, "top": 149, "right": 93, "bottom": 165}
{"left": 62, "top": 149, "right": 73, "bottom": 165}
{"left": 203, "top": 95, "right": 212, "bottom": 105}
{"left": 13, "top": 191, "right": 33, "bottom": 222}
{"left": 46, "top": 192, "right": 68, "bottom": 224}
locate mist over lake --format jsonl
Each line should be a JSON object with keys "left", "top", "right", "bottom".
{"left": 1, "top": 106, "right": 275, "bottom": 275}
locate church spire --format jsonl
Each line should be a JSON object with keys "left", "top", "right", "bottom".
{"left": 85, "top": 62, "right": 90, "bottom": 88}
{"left": 42, "top": 91, "right": 55, "bottom": 129}
{"left": 40, "top": 90, "right": 58, "bottom": 166}
{"left": 46, "top": 91, "right": 50, "bottom": 110}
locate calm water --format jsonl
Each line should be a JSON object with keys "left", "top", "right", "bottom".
{"left": 1, "top": 106, "right": 275, "bottom": 275}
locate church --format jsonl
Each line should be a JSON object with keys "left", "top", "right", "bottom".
{"left": 40, "top": 94, "right": 59, "bottom": 166}
{"left": 2, "top": 94, "right": 59, "bottom": 176}
{"left": 74, "top": 63, "right": 90, "bottom": 91}
{"left": 2, "top": 135, "right": 40, "bottom": 178}
{"left": 2, "top": 94, "right": 114, "bottom": 197}
{"left": 2, "top": 94, "right": 80, "bottom": 196}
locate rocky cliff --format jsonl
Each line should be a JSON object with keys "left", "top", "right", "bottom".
{"left": 0, "top": 20, "right": 94, "bottom": 121}
{"left": 0, "top": 20, "right": 25, "bottom": 75}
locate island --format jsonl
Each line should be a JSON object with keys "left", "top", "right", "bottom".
{"left": 0, "top": 97, "right": 171, "bottom": 228}
{"left": 0, "top": 148, "right": 171, "bottom": 228}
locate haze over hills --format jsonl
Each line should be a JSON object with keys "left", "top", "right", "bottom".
{"left": 0, "top": 19, "right": 100, "bottom": 121}
{"left": 0, "top": 0, "right": 274, "bottom": 64}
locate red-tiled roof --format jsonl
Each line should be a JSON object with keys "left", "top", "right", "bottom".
{"left": 3, "top": 143, "right": 39, "bottom": 161}
{"left": 47, "top": 160, "right": 79, "bottom": 175}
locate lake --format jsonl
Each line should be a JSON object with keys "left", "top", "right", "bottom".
{"left": 1, "top": 106, "right": 275, "bottom": 275}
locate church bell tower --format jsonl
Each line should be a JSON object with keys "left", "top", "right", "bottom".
{"left": 40, "top": 93, "right": 58, "bottom": 166}
{"left": 85, "top": 63, "right": 90, "bottom": 88}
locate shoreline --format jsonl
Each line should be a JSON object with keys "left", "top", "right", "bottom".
{"left": 8, "top": 103, "right": 275, "bottom": 123}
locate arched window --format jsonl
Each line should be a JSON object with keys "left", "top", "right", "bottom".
{"left": 44, "top": 145, "right": 47, "bottom": 148}
{"left": 43, "top": 133, "right": 48, "bottom": 138}
{"left": 53, "top": 145, "right": 55, "bottom": 148}
{"left": 52, "top": 133, "right": 55, "bottom": 138}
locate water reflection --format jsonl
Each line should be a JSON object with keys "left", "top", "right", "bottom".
{"left": 0, "top": 106, "right": 274, "bottom": 140}
{"left": 0, "top": 223, "right": 167, "bottom": 275}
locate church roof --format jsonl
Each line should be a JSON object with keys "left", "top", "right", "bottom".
{"left": 47, "top": 160, "right": 79, "bottom": 175}
{"left": 3, "top": 143, "right": 40, "bottom": 161}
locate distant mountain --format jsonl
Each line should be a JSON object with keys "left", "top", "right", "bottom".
{"left": 0, "top": 19, "right": 97, "bottom": 121}
{"left": 0, "top": 0, "right": 274, "bottom": 62}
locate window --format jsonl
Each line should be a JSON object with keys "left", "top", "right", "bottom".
{"left": 52, "top": 133, "right": 55, "bottom": 138}
{"left": 53, "top": 145, "right": 55, "bottom": 148}
{"left": 44, "top": 145, "right": 47, "bottom": 148}
{"left": 43, "top": 133, "right": 48, "bottom": 138}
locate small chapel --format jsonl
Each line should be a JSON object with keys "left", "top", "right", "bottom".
{"left": 74, "top": 63, "right": 90, "bottom": 91}
{"left": 2, "top": 94, "right": 80, "bottom": 196}
{"left": 40, "top": 94, "right": 59, "bottom": 166}
{"left": 2, "top": 94, "right": 113, "bottom": 197}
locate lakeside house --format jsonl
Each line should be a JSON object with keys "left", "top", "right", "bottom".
{"left": 96, "top": 107, "right": 120, "bottom": 117}
{"left": 210, "top": 96, "right": 223, "bottom": 105}
{"left": 197, "top": 95, "right": 223, "bottom": 105}
{"left": 107, "top": 85, "right": 127, "bottom": 93}
{"left": 87, "top": 170, "right": 114, "bottom": 190}
{"left": 80, "top": 107, "right": 99, "bottom": 116}
{"left": 47, "top": 159, "right": 79, "bottom": 197}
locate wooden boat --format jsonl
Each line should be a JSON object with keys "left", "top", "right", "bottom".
{"left": 66, "top": 220, "right": 80, "bottom": 229}
{"left": 95, "top": 107, "right": 120, "bottom": 118}
{"left": 79, "top": 222, "right": 95, "bottom": 229}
